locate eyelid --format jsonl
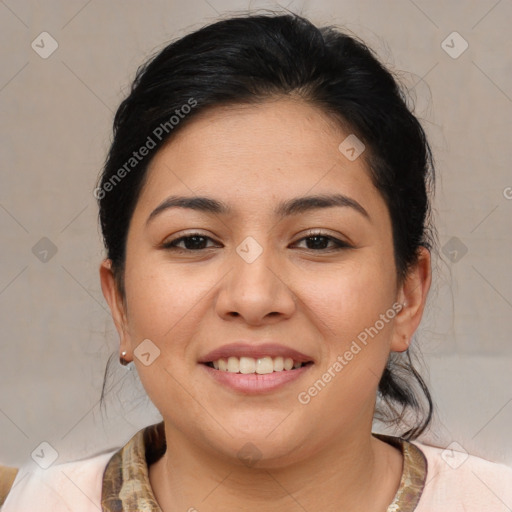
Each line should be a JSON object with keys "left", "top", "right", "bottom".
{"left": 161, "top": 230, "right": 220, "bottom": 247}
{"left": 300, "top": 228, "right": 343, "bottom": 239}
{"left": 296, "top": 228, "right": 353, "bottom": 246}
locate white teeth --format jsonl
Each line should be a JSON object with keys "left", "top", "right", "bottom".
{"left": 284, "top": 357, "right": 294, "bottom": 371}
{"left": 273, "top": 356, "right": 284, "bottom": 372}
{"left": 239, "top": 356, "right": 256, "bottom": 374}
{"left": 256, "top": 357, "right": 273, "bottom": 375}
{"left": 209, "top": 356, "right": 307, "bottom": 373}
{"left": 227, "top": 356, "right": 239, "bottom": 373}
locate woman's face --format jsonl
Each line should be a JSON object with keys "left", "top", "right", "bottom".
{"left": 101, "top": 97, "right": 426, "bottom": 466}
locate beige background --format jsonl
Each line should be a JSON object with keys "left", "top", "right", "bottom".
{"left": 1, "top": 0, "right": 511, "bottom": 470}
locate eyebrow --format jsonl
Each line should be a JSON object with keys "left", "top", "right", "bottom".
{"left": 146, "top": 193, "right": 370, "bottom": 226}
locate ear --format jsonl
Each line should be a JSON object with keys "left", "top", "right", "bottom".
{"left": 390, "top": 246, "right": 432, "bottom": 352}
{"left": 99, "top": 259, "right": 132, "bottom": 358}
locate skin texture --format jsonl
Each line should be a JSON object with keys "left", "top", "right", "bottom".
{"left": 100, "top": 97, "right": 431, "bottom": 512}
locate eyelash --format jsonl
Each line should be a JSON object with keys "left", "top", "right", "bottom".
{"left": 161, "top": 230, "right": 352, "bottom": 253}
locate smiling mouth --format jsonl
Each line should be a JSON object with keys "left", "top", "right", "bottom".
{"left": 203, "top": 356, "right": 314, "bottom": 374}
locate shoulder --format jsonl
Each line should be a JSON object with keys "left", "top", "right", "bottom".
{"left": 1, "top": 449, "right": 117, "bottom": 512}
{"left": 411, "top": 440, "right": 512, "bottom": 512}
{"left": 0, "top": 465, "right": 18, "bottom": 507}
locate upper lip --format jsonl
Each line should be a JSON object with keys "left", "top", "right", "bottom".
{"left": 198, "top": 342, "right": 314, "bottom": 364}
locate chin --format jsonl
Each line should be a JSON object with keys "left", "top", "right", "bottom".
{"left": 199, "top": 425, "right": 312, "bottom": 469}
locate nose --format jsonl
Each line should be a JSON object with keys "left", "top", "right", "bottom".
{"left": 215, "top": 239, "right": 297, "bottom": 325}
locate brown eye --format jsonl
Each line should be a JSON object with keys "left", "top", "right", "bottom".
{"left": 162, "top": 234, "right": 219, "bottom": 251}
{"left": 294, "top": 231, "right": 352, "bottom": 251}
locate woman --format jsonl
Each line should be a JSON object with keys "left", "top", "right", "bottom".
{"left": 2, "top": 11, "right": 511, "bottom": 512}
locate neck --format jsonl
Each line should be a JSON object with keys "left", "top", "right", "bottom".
{"left": 149, "top": 423, "right": 403, "bottom": 512}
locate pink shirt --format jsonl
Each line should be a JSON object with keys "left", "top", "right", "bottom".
{"left": 3, "top": 432, "right": 512, "bottom": 511}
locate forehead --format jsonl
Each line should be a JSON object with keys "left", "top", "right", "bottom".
{"left": 134, "top": 98, "right": 387, "bottom": 221}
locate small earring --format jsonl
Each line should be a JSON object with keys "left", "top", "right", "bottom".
{"left": 120, "top": 351, "right": 129, "bottom": 366}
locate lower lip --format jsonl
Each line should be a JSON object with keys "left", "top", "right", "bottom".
{"left": 199, "top": 363, "right": 313, "bottom": 394}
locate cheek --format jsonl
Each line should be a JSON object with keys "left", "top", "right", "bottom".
{"left": 299, "top": 255, "right": 396, "bottom": 400}
{"left": 304, "top": 255, "right": 396, "bottom": 339}
{"left": 122, "top": 253, "right": 222, "bottom": 396}
{"left": 123, "top": 254, "right": 207, "bottom": 342}
{"left": 122, "top": 258, "right": 210, "bottom": 425}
